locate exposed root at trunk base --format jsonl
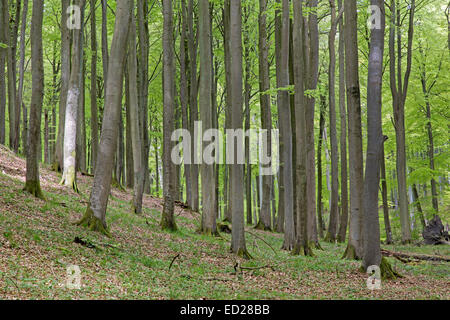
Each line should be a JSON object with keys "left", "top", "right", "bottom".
{"left": 23, "top": 180, "right": 45, "bottom": 200}
{"left": 324, "top": 232, "right": 336, "bottom": 243}
{"left": 342, "top": 244, "right": 361, "bottom": 260}
{"left": 196, "top": 227, "right": 220, "bottom": 237}
{"left": 160, "top": 216, "right": 178, "bottom": 231}
{"left": 254, "top": 221, "right": 271, "bottom": 231}
{"left": 380, "top": 257, "right": 402, "bottom": 280}
{"left": 311, "top": 241, "right": 324, "bottom": 250}
{"left": 76, "top": 207, "right": 110, "bottom": 237}
{"left": 232, "top": 247, "right": 252, "bottom": 260}
{"left": 292, "top": 242, "right": 314, "bottom": 257}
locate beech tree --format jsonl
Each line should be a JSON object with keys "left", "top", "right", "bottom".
{"left": 23, "top": 0, "right": 44, "bottom": 199}
{"left": 78, "top": 0, "right": 132, "bottom": 234}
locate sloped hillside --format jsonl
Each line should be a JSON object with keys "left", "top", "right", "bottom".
{"left": 0, "top": 145, "right": 448, "bottom": 299}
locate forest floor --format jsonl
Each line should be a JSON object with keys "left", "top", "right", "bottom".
{"left": 0, "top": 145, "right": 449, "bottom": 300}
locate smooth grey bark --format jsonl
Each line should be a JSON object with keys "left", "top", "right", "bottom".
{"left": 161, "top": 0, "right": 177, "bottom": 231}
{"left": 381, "top": 145, "right": 393, "bottom": 244}
{"left": 128, "top": 9, "right": 144, "bottom": 215}
{"left": 343, "top": 0, "right": 364, "bottom": 259}
{"left": 16, "top": 0, "right": 28, "bottom": 154}
{"left": 0, "top": 0, "right": 6, "bottom": 145}
{"left": 317, "top": 94, "right": 326, "bottom": 239}
{"left": 90, "top": 0, "right": 99, "bottom": 173}
{"left": 243, "top": 5, "right": 252, "bottom": 226}
{"left": 278, "top": 0, "right": 295, "bottom": 250}
{"left": 389, "top": 0, "right": 415, "bottom": 243}
{"left": 229, "top": 0, "right": 249, "bottom": 259}
{"left": 3, "top": 0, "right": 17, "bottom": 150}
{"left": 362, "top": 0, "right": 385, "bottom": 271}
{"left": 325, "top": 0, "right": 340, "bottom": 243}
{"left": 79, "top": 0, "right": 132, "bottom": 234}
{"left": 101, "top": 0, "right": 108, "bottom": 93}
{"left": 187, "top": 0, "right": 199, "bottom": 212}
{"left": 55, "top": 0, "right": 70, "bottom": 172}
{"left": 418, "top": 45, "right": 441, "bottom": 213}
{"left": 180, "top": 0, "right": 191, "bottom": 205}
{"left": 198, "top": 0, "right": 217, "bottom": 234}
{"left": 292, "top": 0, "right": 312, "bottom": 257}
{"left": 61, "top": 0, "right": 85, "bottom": 191}
{"left": 125, "top": 72, "right": 133, "bottom": 187}
{"left": 222, "top": 0, "right": 232, "bottom": 222}
{"left": 305, "top": 0, "right": 320, "bottom": 247}
{"left": 11, "top": 0, "right": 22, "bottom": 153}
{"left": 255, "top": 0, "right": 272, "bottom": 231}
{"left": 137, "top": 0, "right": 150, "bottom": 197}
{"left": 337, "top": 0, "right": 348, "bottom": 243}
{"left": 274, "top": 3, "right": 284, "bottom": 234}
{"left": 24, "top": 0, "right": 44, "bottom": 199}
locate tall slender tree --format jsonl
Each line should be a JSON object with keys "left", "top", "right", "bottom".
{"left": 161, "top": 0, "right": 178, "bottom": 231}
{"left": 24, "top": 0, "right": 44, "bottom": 199}
{"left": 229, "top": 0, "right": 249, "bottom": 258}
{"left": 78, "top": 0, "right": 132, "bottom": 234}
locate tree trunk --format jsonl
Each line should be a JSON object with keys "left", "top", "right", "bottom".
{"left": 292, "top": 0, "right": 313, "bottom": 257}
{"left": 16, "top": 0, "right": 28, "bottom": 154}
{"left": 180, "top": 0, "right": 191, "bottom": 205}
{"left": 187, "top": 0, "right": 199, "bottom": 212}
{"left": 337, "top": 0, "right": 348, "bottom": 243}
{"left": 362, "top": 0, "right": 386, "bottom": 272}
{"left": 325, "top": 0, "right": 339, "bottom": 243}
{"left": 160, "top": 0, "right": 177, "bottom": 231}
{"left": 54, "top": 0, "right": 70, "bottom": 172}
{"left": 229, "top": 0, "right": 249, "bottom": 259}
{"left": 24, "top": 0, "right": 44, "bottom": 199}
{"left": 278, "top": 0, "right": 295, "bottom": 250}
{"left": 90, "top": 0, "right": 99, "bottom": 173}
{"left": 255, "top": 0, "right": 272, "bottom": 231}
{"left": 78, "top": 0, "right": 132, "bottom": 235}
{"left": 198, "top": 0, "right": 217, "bottom": 235}
{"left": 0, "top": 0, "right": 6, "bottom": 145}
{"left": 389, "top": 0, "right": 415, "bottom": 244}
{"left": 343, "top": 0, "right": 364, "bottom": 259}
{"left": 317, "top": 94, "right": 326, "bottom": 239}
{"left": 128, "top": 9, "right": 144, "bottom": 214}
{"left": 61, "top": 0, "right": 85, "bottom": 191}
{"left": 380, "top": 145, "right": 393, "bottom": 244}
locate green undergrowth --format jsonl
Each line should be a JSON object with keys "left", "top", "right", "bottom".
{"left": 0, "top": 160, "right": 448, "bottom": 299}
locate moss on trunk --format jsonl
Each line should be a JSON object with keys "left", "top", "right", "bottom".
{"left": 254, "top": 220, "right": 271, "bottom": 231}
{"left": 234, "top": 247, "right": 252, "bottom": 260}
{"left": 292, "top": 242, "right": 314, "bottom": 257}
{"left": 76, "top": 207, "right": 110, "bottom": 237}
{"left": 342, "top": 243, "right": 361, "bottom": 260}
{"left": 324, "top": 232, "right": 336, "bottom": 243}
{"left": 160, "top": 215, "right": 178, "bottom": 231}
{"left": 23, "top": 180, "right": 45, "bottom": 200}
{"left": 380, "top": 257, "right": 402, "bottom": 280}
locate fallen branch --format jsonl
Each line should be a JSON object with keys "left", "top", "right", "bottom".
{"left": 240, "top": 264, "right": 275, "bottom": 272}
{"left": 245, "top": 230, "right": 278, "bottom": 256}
{"left": 169, "top": 254, "right": 181, "bottom": 271}
{"left": 381, "top": 249, "right": 450, "bottom": 262}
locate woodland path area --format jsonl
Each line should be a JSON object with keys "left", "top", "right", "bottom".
{"left": 0, "top": 146, "right": 448, "bottom": 300}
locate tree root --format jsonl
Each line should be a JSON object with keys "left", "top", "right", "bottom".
{"left": 76, "top": 207, "right": 110, "bottom": 237}
{"left": 292, "top": 242, "right": 314, "bottom": 257}
{"left": 23, "top": 180, "right": 45, "bottom": 200}
{"left": 254, "top": 221, "right": 271, "bottom": 231}
{"left": 342, "top": 244, "right": 361, "bottom": 260}
{"left": 380, "top": 257, "right": 402, "bottom": 280}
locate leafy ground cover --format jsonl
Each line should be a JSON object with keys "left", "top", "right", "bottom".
{"left": 0, "top": 145, "right": 448, "bottom": 299}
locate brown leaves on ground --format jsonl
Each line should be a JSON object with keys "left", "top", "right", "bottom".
{"left": 0, "top": 145, "right": 448, "bottom": 299}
